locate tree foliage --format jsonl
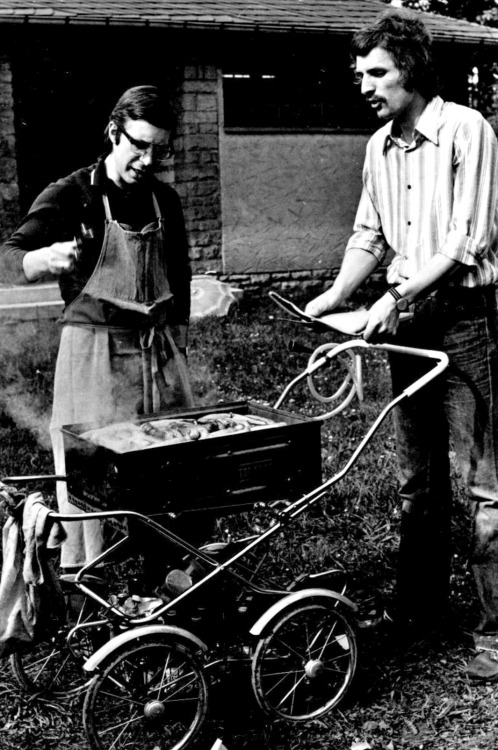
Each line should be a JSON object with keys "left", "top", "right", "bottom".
{"left": 383, "top": 0, "right": 498, "bottom": 116}
{"left": 388, "top": 0, "right": 498, "bottom": 25}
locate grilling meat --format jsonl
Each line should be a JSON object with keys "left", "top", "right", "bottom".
{"left": 80, "top": 412, "right": 281, "bottom": 452}
{"left": 141, "top": 419, "right": 207, "bottom": 442}
{"left": 80, "top": 422, "right": 159, "bottom": 452}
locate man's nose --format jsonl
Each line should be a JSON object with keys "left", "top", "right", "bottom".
{"left": 140, "top": 151, "right": 153, "bottom": 166}
{"left": 361, "top": 74, "right": 374, "bottom": 96}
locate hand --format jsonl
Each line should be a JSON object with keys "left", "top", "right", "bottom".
{"left": 45, "top": 240, "right": 79, "bottom": 276}
{"left": 362, "top": 293, "right": 400, "bottom": 341}
{"left": 304, "top": 289, "right": 342, "bottom": 318}
{"left": 23, "top": 239, "right": 80, "bottom": 282}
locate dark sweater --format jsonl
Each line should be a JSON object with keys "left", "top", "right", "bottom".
{"left": 0, "top": 157, "right": 191, "bottom": 339}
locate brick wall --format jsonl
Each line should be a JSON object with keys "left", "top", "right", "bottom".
{"left": 174, "top": 64, "right": 223, "bottom": 274}
{"left": 0, "top": 55, "right": 20, "bottom": 241}
{"left": 220, "top": 268, "right": 336, "bottom": 296}
{"left": 218, "top": 267, "right": 387, "bottom": 302}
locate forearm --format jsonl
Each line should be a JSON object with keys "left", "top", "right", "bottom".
{"left": 334, "top": 248, "right": 380, "bottom": 300}
{"left": 363, "top": 254, "right": 461, "bottom": 340}
{"left": 4, "top": 182, "right": 82, "bottom": 283}
{"left": 306, "top": 248, "right": 379, "bottom": 316}
{"left": 22, "top": 248, "right": 53, "bottom": 282}
{"left": 391, "top": 254, "right": 461, "bottom": 303}
{"left": 23, "top": 240, "right": 79, "bottom": 282}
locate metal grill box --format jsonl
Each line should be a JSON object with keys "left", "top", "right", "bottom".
{"left": 62, "top": 401, "right": 322, "bottom": 518}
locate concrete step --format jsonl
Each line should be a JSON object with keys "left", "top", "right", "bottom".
{"left": 0, "top": 282, "right": 62, "bottom": 305}
{"left": 0, "top": 282, "right": 63, "bottom": 321}
{"left": 0, "top": 276, "right": 243, "bottom": 321}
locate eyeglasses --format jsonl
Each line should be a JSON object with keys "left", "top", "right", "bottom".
{"left": 117, "top": 125, "right": 173, "bottom": 162}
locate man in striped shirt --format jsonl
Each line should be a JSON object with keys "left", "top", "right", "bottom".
{"left": 306, "top": 10, "right": 498, "bottom": 681}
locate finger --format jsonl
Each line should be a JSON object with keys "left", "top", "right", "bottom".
{"left": 362, "top": 323, "right": 375, "bottom": 341}
{"left": 305, "top": 303, "right": 320, "bottom": 317}
{"left": 70, "top": 238, "right": 81, "bottom": 261}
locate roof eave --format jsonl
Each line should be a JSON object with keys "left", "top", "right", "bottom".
{"left": 0, "top": 14, "right": 497, "bottom": 46}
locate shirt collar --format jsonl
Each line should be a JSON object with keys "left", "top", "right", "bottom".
{"left": 383, "top": 96, "right": 443, "bottom": 153}
{"left": 90, "top": 154, "right": 158, "bottom": 193}
{"left": 89, "top": 155, "right": 109, "bottom": 189}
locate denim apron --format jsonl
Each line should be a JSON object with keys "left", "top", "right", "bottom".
{"left": 50, "top": 181, "right": 193, "bottom": 568}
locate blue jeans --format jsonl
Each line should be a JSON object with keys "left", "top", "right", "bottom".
{"left": 389, "top": 286, "right": 498, "bottom": 648}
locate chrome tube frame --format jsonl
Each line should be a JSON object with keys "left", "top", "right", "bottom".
{"left": 1, "top": 340, "right": 448, "bottom": 626}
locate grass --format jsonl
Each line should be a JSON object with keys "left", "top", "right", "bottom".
{"left": 0, "top": 294, "right": 495, "bottom": 750}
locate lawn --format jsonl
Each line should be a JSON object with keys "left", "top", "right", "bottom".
{"left": 0, "top": 293, "right": 496, "bottom": 750}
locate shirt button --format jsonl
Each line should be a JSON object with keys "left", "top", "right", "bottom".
{"left": 407, "top": 221, "right": 412, "bottom": 226}
{"left": 407, "top": 185, "right": 412, "bottom": 189}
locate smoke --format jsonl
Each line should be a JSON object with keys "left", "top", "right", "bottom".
{"left": 2, "top": 383, "right": 52, "bottom": 451}
{"left": 0, "top": 315, "right": 227, "bottom": 471}
{"left": 0, "top": 320, "right": 59, "bottom": 454}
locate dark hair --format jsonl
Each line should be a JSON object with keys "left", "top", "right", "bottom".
{"left": 351, "top": 9, "right": 438, "bottom": 100}
{"left": 105, "top": 84, "right": 177, "bottom": 143}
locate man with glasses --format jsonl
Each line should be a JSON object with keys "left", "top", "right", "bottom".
{"left": 0, "top": 85, "right": 192, "bottom": 572}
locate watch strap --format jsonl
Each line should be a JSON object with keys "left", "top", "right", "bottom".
{"left": 388, "top": 287, "right": 402, "bottom": 302}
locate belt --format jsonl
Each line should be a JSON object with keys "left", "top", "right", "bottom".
{"left": 430, "top": 285, "right": 496, "bottom": 305}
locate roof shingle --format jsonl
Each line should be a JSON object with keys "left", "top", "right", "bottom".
{"left": 0, "top": 0, "right": 497, "bottom": 45}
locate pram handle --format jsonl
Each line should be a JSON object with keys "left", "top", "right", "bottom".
{"left": 368, "top": 341, "right": 449, "bottom": 396}
{"left": 326, "top": 339, "right": 449, "bottom": 396}
{"left": 275, "top": 338, "right": 448, "bottom": 417}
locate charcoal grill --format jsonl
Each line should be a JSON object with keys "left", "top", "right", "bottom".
{"left": 62, "top": 400, "right": 322, "bottom": 519}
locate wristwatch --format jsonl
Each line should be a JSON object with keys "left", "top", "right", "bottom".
{"left": 388, "top": 287, "right": 409, "bottom": 312}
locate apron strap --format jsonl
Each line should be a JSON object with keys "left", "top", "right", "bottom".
{"left": 152, "top": 192, "right": 162, "bottom": 221}
{"left": 140, "top": 328, "right": 155, "bottom": 414}
{"left": 139, "top": 326, "right": 194, "bottom": 413}
{"left": 102, "top": 191, "right": 113, "bottom": 222}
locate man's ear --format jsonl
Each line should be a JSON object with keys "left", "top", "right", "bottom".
{"left": 108, "top": 120, "right": 120, "bottom": 145}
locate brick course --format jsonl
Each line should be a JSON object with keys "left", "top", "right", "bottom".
{"left": 174, "top": 63, "right": 223, "bottom": 272}
{"left": 0, "top": 56, "right": 20, "bottom": 241}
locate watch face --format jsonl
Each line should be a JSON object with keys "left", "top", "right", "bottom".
{"left": 396, "top": 297, "right": 409, "bottom": 312}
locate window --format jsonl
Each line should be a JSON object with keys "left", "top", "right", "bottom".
{"left": 222, "top": 59, "right": 378, "bottom": 132}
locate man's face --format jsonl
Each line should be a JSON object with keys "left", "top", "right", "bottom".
{"left": 108, "top": 118, "right": 172, "bottom": 187}
{"left": 355, "top": 47, "right": 416, "bottom": 122}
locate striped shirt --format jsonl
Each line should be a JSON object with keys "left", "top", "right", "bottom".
{"left": 346, "top": 96, "right": 498, "bottom": 288}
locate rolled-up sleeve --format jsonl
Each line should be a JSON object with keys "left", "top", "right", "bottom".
{"left": 438, "top": 117, "right": 498, "bottom": 267}
{"left": 345, "top": 163, "right": 390, "bottom": 264}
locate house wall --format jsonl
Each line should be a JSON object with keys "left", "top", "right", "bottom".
{"left": 220, "top": 132, "right": 368, "bottom": 274}
{"left": 0, "top": 55, "right": 20, "bottom": 240}
{"left": 174, "top": 64, "right": 223, "bottom": 272}
{"left": 0, "top": 26, "right": 487, "bottom": 299}
{"left": 174, "top": 62, "right": 369, "bottom": 278}
{"left": 0, "top": 28, "right": 224, "bottom": 277}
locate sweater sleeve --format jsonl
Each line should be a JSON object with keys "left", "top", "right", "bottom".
{"left": 0, "top": 180, "right": 79, "bottom": 286}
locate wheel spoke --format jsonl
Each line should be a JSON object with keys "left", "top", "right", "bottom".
{"left": 10, "top": 583, "right": 107, "bottom": 698}
{"left": 83, "top": 639, "right": 208, "bottom": 750}
{"left": 275, "top": 670, "right": 307, "bottom": 711}
{"left": 252, "top": 601, "right": 357, "bottom": 721}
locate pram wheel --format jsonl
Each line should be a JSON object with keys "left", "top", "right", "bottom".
{"left": 251, "top": 599, "right": 357, "bottom": 721}
{"left": 10, "top": 585, "right": 106, "bottom": 697}
{"left": 83, "top": 637, "right": 208, "bottom": 750}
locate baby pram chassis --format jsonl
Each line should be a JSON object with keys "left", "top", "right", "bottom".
{"left": 1, "top": 301, "right": 448, "bottom": 750}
